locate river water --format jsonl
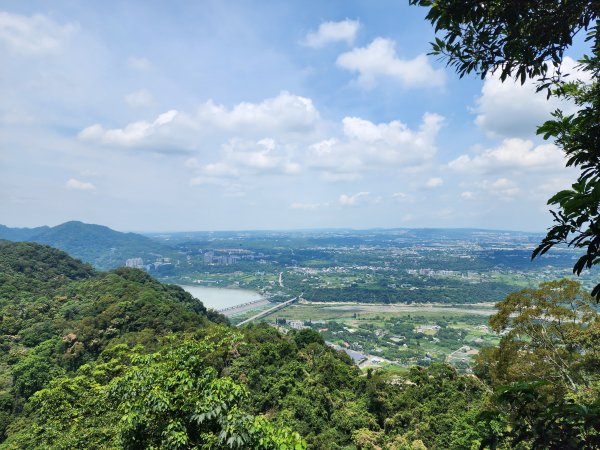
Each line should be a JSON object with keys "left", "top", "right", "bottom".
{"left": 179, "top": 285, "right": 264, "bottom": 310}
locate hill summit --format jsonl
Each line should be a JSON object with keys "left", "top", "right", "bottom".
{"left": 0, "top": 221, "right": 167, "bottom": 270}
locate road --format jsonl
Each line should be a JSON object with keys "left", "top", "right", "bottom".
{"left": 218, "top": 298, "right": 271, "bottom": 316}
{"left": 236, "top": 294, "right": 301, "bottom": 327}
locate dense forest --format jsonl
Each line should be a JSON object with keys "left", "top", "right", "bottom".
{"left": 0, "top": 240, "right": 598, "bottom": 449}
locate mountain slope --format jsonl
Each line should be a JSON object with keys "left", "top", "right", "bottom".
{"left": 0, "top": 241, "right": 227, "bottom": 441}
{"left": 0, "top": 224, "right": 49, "bottom": 241}
{"left": 0, "top": 221, "right": 170, "bottom": 270}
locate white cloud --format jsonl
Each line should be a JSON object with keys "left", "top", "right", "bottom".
{"left": 530, "top": 177, "right": 574, "bottom": 202}
{"left": 221, "top": 138, "right": 300, "bottom": 174}
{"left": 480, "top": 178, "right": 520, "bottom": 200}
{"left": 289, "top": 202, "right": 325, "bottom": 210}
{"left": 125, "top": 89, "right": 154, "bottom": 108}
{"left": 202, "top": 162, "right": 240, "bottom": 177}
{"left": 190, "top": 138, "right": 300, "bottom": 188}
{"left": 339, "top": 191, "right": 369, "bottom": 206}
{"left": 308, "top": 113, "right": 444, "bottom": 176}
{"left": 448, "top": 138, "right": 565, "bottom": 173}
{"left": 0, "top": 11, "right": 77, "bottom": 54}
{"left": 425, "top": 177, "right": 443, "bottom": 188}
{"left": 460, "top": 191, "right": 475, "bottom": 200}
{"left": 194, "top": 91, "right": 319, "bottom": 133}
{"left": 79, "top": 110, "right": 178, "bottom": 147}
{"left": 392, "top": 192, "right": 408, "bottom": 200}
{"left": 80, "top": 92, "right": 320, "bottom": 150}
{"left": 128, "top": 56, "right": 151, "bottom": 71}
{"left": 474, "top": 57, "right": 590, "bottom": 138}
{"left": 303, "top": 19, "right": 359, "bottom": 48}
{"left": 78, "top": 90, "right": 445, "bottom": 199}
{"left": 336, "top": 38, "right": 445, "bottom": 88}
{"left": 65, "top": 178, "right": 95, "bottom": 190}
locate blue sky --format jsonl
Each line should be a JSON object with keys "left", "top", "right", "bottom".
{"left": 0, "top": 1, "right": 588, "bottom": 231}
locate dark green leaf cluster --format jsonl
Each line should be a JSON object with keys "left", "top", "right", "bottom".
{"left": 409, "top": 1, "right": 597, "bottom": 87}
{"left": 532, "top": 28, "right": 600, "bottom": 296}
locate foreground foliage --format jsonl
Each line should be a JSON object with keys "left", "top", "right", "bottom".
{"left": 2, "top": 241, "right": 600, "bottom": 448}
{"left": 0, "top": 242, "right": 489, "bottom": 449}
{"left": 475, "top": 280, "right": 600, "bottom": 448}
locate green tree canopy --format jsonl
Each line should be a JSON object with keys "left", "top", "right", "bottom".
{"left": 473, "top": 280, "right": 600, "bottom": 448}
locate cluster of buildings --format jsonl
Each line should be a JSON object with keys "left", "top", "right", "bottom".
{"left": 202, "top": 249, "right": 260, "bottom": 266}
{"left": 203, "top": 251, "right": 240, "bottom": 265}
{"left": 125, "top": 257, "right": 144, "bottom": 269}
{"left": 124, "top": 257, "right": 173, "bottom": 271}
{"left": 406, "top": 268, "right": 481, "bottom": 280}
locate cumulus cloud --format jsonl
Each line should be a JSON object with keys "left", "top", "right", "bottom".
{"left": 336, "top": 38, "right": 445, "bottom": 88}
{"left": 460, "top": 191, "right": 475, "bottom": 200}
{"left": 448, "top": 138, "right": 565, "bottom": 173}
{"left": 221, "top": 138, "right": 300, "bottom": 174}
{"left": 194, "top": 91, "right": 319, "bottom": 133}
{"left": 125, "top": 89, "right": 154, "bottom": 108}
{"left": 79, "top": 91, "right": 320, "bottom": 150}
{"left": 425, "top": 177, "right": 443, "bottom": 188}
{"left": 0, "top": 11, "right": 78, "bottom": 54}
{"left": 480, "top": 178, "right": 520, "bottom": 200}
{"left": 79, "top": 91, "right": 445, "bottom": 198}
{"left": 392, "top": 192, "right": 408, "bottom": 199}
{"left": 79, "top": 110, "right": 178, "bottom": 147}
{"left": 303, "top": 19, "right": 359, "bottom": 48}
{"left": 65, "top": 178, "right": 95, "bottom": 190}
{"left": 473, "top": 57, "right": 590, "bottom": 138}
{"left": 339, "top": 191, "right": 369, "bottom": 206}
{"left": 189, "top": 138, "right": 301, "bottom": 189}
{"left": 308, "top": 112, "right": 444, "bottom": 177}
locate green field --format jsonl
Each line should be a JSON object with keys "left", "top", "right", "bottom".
{"left": 236, "top": 301, "right": 500, "bottom": 372}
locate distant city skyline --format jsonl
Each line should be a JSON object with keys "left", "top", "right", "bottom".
{"left": 0, "top": 1, "right": 590, "bottom": 231}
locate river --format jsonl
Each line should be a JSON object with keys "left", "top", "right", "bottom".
{"left": 179, "top": 285, "right": 264, "bottom": 310}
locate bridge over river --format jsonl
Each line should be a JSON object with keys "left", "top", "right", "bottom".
{"left": 236, "top": 295, "right": 301, "bottom": 327}
{"left": 218, "top": 298, "right": 270, "bottom": 316}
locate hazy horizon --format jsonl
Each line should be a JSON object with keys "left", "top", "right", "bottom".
{"left": 1, "top": 219, "right": 547, "bottom": 235}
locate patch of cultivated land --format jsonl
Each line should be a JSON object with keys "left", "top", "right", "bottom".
{"left": 262, "top": 301, "right": 500, "bottom": 372}
{"left": 293, "top": 300, "right": 497, "bottom": 317}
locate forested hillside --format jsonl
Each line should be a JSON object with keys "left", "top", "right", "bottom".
{"left": 0, "top": 226, "right": 49, "bottom": 242}
{"left": 0, "top": 222, "right": 170, "bottom": 270}
{"left": 0, "top": 241, "right": 598, "bottom": 448}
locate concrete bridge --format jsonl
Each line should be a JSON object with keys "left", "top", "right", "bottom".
{"left": 236, "top": 294, "right": 301, "bottom": 327}
{"left": 218, "top": 298, "right": 267, "bottom": 313}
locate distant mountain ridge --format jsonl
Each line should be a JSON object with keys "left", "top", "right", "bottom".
{"left": 0, "top": 224, "right": 50, "bottom": 241}
{"left": 0, "top": 221, "right": 170, "bottom": 270}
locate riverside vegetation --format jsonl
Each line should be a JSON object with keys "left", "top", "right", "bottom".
{"left": 0, "top": 240, "right": 599, "bottom": 449}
